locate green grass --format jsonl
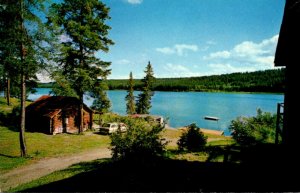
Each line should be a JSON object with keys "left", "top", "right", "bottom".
{"left": 207, "top": 139, "right": 235, "bottom": 146}
{"left": 0, "top": 96, "right": 111, "bottom": 172}
{"left": 9, "top": 159, "right": 110, "bottom": 192}
{"left": 0, "top": 126, "right": 110, "bottom": 172}
{"left": 0, "top": 97, "right": 20, "bottom": 116}
{"left": 1, "top": 96, "right": 235, "bottom": 191}
{"left": 4, "top": 120, "right": 236, "bottom": 192}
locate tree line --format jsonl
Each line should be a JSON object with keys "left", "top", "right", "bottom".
{"left": 105, "top": 68, "right": 285, "bottom": 93}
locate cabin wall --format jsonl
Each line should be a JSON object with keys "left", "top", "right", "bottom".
{"left": 26, "top": 103, "right": 93, "bottom": 135}
{"left": 51, "top": 108, "right": 92, "bottom": 134}
{"left": 26, "top": 113, "right": 50, "bottom": 134}
{"left": 83, "top": 109, "right": 92, "bottom": 130}
{"left": 52, "top": 113, "right": 64, "bottom": 134}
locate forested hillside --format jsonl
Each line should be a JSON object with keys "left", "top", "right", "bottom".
{"left": 37, "top": 69, "right": 285, "bottom": 93}
{"left": 105, "top": 69, "right": 285, "bottom": 93}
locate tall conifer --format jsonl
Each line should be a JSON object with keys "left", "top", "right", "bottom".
{"left": 125, "top": 71, "right": 136, "bottom": 115}
{"left": 47, "top": 0, "right": 114, "bottom": 133}
{"left": 136, "top": 61, "right": 155, "bottom": 114}
{"left": 0, "top": 0, "right": 49, "bottom": 156}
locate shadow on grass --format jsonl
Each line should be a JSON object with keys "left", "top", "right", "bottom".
{"left": 0, "top": 110, "right": 19, "bottom": 132}
{"left": 22, "top": 144, "right": 298, "bottom": 192}
{"left": 0, "top": 153, "right": 20, "bottom": 158}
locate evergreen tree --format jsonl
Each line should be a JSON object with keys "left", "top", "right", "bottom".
{"left": 50, "top": 70, "right": 77, "bottom": 97}
{"left": 136, "top": 61, "right": 155, "bottom": 114}
{"left": 91, "top": 81, "right": 111, "bottom": 113}
{"left": 0, "top": 0, "right": 49, "bottom": 157}
{"left": 125, "top": 71, "right": 136, "bottom": 114}
{"left": 47, "top": 0, "right": 114, "bottom": 133}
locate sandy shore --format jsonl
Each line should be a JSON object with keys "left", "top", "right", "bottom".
{"left": 165, "top": 124, "right": 224, "bottom": 136}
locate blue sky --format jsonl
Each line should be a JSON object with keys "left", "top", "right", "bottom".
{"left": 37, "top": 0, "right": 286, "bottom": 81}
{"left": 96, "top": 0, "right": 285, "bottom": 79}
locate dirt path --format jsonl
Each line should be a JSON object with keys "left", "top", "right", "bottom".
{"left": 0, "top": 148, "right": 111, "bottom": 192}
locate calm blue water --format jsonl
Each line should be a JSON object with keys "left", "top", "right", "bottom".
{"left": 23, "top": 88, "right": 284, "bottom": 136}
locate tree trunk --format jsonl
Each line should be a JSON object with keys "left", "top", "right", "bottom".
{"left": 6, "top": 78, "right": 10, "bottom": 106}
{"left": 78, "top": 94, "right": 84, "bottom": 134}
{"left": 19, "top": 0, "right": 26, "bottom": 157}
{"left": 20, "top": 72, "right": 27, "bottom": 157}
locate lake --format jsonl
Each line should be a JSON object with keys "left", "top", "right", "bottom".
{"left": 27, "top": 88, "right": 284, "bottom": 136}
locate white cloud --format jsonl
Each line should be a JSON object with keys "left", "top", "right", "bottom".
{"left": 36, "top": 72, "right": 53, "bottom": 83}
{"left": 155, "top": 47, "right": 175, "bottom": 55}
{"left": 208, "top": 63, "right": 258, "bottom": 74}
{"left": 162, "top": 63, "right": 202, "bottom": 77}
{"left": 156, "top": 44, "right": 198, "bottom": 56}
{"left": 204, "top": 51, "right": 231, "bottom": 60}
{"left": 203, "top": 35, "right": 279, "bottom": 69}
{"left": 126, "top": 0, "right": 143, "bottom": 4}
{"left": 115, "top": 59, "right": 131, "bottom": 65}
{"left": 206, "top": 40, "right": 217, "bottom": 45}
{"left": 174, "top": 44, "right": 198, "bottom": 56}
{"left": 59, "top": 34, "right": 72, "bottom": 42}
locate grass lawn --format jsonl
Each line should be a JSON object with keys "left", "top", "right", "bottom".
{"left": 9, "top": 159, "right": 110, "bottom": 192}
{"left": 6, "top": 127, "right": 236, "bottom": 192}
{"left": 0, "top": 124, "right": 232, "bottom": 172}
{"left": 0, "top": 126, "right": 110, "bottom": 172}
{"left": 0, "top": 97, "right": 111, "bottom": 172}
{"left": 9, "top": 143, "right": 292, "bottom": 192}
{"left": 1, "top": 96, "right": 236, "bottom": 192}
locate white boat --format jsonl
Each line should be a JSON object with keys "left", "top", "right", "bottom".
{"left": 204, "top": 116, "right": 220, "bottom": 121}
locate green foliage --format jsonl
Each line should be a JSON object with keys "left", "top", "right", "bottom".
{"left": 47, "top": 0, "right": 113, "bottom": 95}
{"left": 1, "top": 0, "right": 51, "bottom": 157}
{"left": 136, "top": 61, "right": 155, "bottom": 114}
{"left": 110, "top": 117, "right": 167, "bottom": 161}
{"left": 177, "top": 123, "right": 207, "bottom": 151}
{"left": 229, "top": 109, "right": 277, "bottom": 146}
{"left": 91, "top": 81, "right": 111, "bottom": 113}
{"left": 125, "top": 72, "right": 136, "bottom": 114}
{"left": 50, "top": 71, "right": 77, "bottom": 97}
{"left": 47, "top": 0, "right": 114, "bottom": 123}
{"left": 0, "top": 0, "right": 49, "bottom": 98}
{"left": 105, "top": 69, "right": 285, "bottom": 93}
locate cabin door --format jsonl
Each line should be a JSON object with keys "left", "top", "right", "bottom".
{"left": 62, "top": 111, "right": 68, "bottom": 133}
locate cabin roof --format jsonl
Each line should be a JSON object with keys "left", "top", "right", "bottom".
{"left": 274, "top": 0, "right": 300, "bottom": 67}
{"left": 26, "top": 95, "right": 93, "bottom": 118}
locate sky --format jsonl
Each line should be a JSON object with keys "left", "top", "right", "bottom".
{"left": 38, "top": 0, "right": 286, "bottom": 81}
{"left": 97, "top": 0, "right": 286, "bottom": 80}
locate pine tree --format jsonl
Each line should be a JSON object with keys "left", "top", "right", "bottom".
{"left": 125, "top": 71, "right": 136, "bottom": 114}
{"left": 0, "top": 0, "right": 49, "bottom": 157}
{"left": 136, "top": 61, "right": 155, "bottom": 114}
{"left": 47, "top": 0, "right": 114, "bottom": 133}
{"left": 91, "top": 81, "right": 111, "bottom": 113}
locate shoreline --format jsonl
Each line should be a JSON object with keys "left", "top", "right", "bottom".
{"left": 165, "top": 124, "right": 226, "bottom": 136}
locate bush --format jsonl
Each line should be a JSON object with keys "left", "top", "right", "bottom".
{"left": 177, "top": 123, "right": 207, "bottom": 151}
{"left": 229, "top": 109, "right": 276, "bottom": 146}
{"left": 110, "top": 117, "right": 168, "bottom": 161}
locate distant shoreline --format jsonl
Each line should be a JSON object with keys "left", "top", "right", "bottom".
{"left": 33, "top": 86, "right": 284, "bottom": 95}
{"left": 37, "top": 68, "right": 285, "bottom": 93}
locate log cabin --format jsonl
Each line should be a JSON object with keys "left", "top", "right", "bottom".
{"left": 26, "top": 95, "right": 93, "bottom": 134}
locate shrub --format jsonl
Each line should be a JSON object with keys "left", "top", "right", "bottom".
{"left": 177, "top": 123, "right": 207, "bottom": 151}
{"left": 229, "top": 109, "right": 276, "bottom": 146}
{"left": 110, "top": 117, "right": 168, "bottom": 161}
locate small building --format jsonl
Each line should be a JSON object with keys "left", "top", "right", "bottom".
{"left": 26, "top": 95, "right": 93, "bottom": 134}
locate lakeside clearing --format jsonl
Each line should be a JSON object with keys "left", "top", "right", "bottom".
{"left": 0, "top": 95, "right": 234, "bottom": 192}
{"left": 0, "top": 125, "right": 233, "bottom": 192}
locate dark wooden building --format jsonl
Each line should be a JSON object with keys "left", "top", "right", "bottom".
{"left": 274, "top": 0, "right": 300, "bottom": 148}
{"left": 26, "top": 95, "right": 93, "bottom": 134}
